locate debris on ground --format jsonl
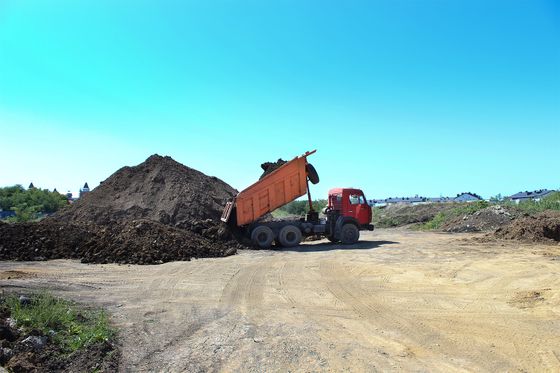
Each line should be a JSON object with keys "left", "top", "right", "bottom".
{"left": 1, "top": 155, "right": 245, "bottom": 264}
{"left": 0, "top": 294, "right": 119, "bottom": 372}
{"left": 508, "top": 289, "right": 548, "bottom": 309}
{"left": 441, "top": 205, "right": 518, "bottom": 232}
{"left": 487, "top": 211, "right": 560, "bottom": 244}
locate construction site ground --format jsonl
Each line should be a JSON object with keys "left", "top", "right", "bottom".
{"left": 1, "top": 228, "right": 559, "bottom": 372}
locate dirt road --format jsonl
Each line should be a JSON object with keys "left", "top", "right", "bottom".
{"left": 1, "top": 228, "right": 559, "bottom": 372}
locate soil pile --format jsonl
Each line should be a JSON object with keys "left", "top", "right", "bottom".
{"left": 0, "top": 221, "right": 92, "bottom": 261}
{"left": 373, "top": 203, "right": 456, "bottom": 227}
{"left": 442, "top": 205, "right": 517, "bottom": 232}
{"left": 54, "top": 154, "right": 237, "bottom": 226}
{"left": 0, "top": 220, "right": 240, "bottom": 264}
{"left": 2, "top": 155, "right": 245, "bottom": 264}
{"left": 488, "top": 211, "right": 560, "bottom": 243}
{"left": 79, "top": 220, "right": 239, "bottom": 264}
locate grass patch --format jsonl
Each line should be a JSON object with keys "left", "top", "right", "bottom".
{"left": 3, "top": 292, "right": 114, "bottom": 353}
{"left": 415, "top": 212, "right": 447, "bottom": 230}
{"left": 270, "top": 209, "right": 293, "bottom": 218}
{"left": 371, "top": 206, "right": 418, "bottom": 227}
{"left": 416, "top": 200, "right": 490, "bottom": 230}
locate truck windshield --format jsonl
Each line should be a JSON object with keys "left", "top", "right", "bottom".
{"left": 349, "top": 194, "right": 365, "bottom": 205}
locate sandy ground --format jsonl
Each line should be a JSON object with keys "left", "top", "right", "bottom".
{"left": 1, "top": 228, "right": 559, "bottom": 372}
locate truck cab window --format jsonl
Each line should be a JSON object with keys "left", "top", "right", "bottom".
{"left": 349, "top": 194, "right": 366, "bottom": 205}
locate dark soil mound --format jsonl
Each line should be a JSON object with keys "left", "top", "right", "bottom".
{"left": 1, "top": 154, "right": 245, "bottom": 264}
{"left": 0, "top": 219, "right": 241, "bottom": 265}
{"left": 489, "top": 211, "right": 560, "bottom": 243}
{"left": 53, "top": 154, "right": 237, "bottom": 226}
{"left": 0, "top": 221, "right": 93, "bottom": 261}
{"left": 79, "top": 219, "right": 239, "bottom": 264}
{"left": 442, "top": 205, "right": 517, "bottom": 232}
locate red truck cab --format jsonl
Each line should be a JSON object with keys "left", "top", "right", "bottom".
{"left": 327, "top": 188, "right": 373, "bottom": 230}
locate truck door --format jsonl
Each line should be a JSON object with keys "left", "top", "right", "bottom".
{"left": 348, "top": 192, "right": 371, "bottom": 225}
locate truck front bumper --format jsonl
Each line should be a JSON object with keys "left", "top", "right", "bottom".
{"left": 362, "top": 224, "right": 374, "bottom": 231}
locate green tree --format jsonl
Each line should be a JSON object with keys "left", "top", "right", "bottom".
{"left": 489, "top": 193, "right": 503, "bottom": 203}
{"left": 0, "top": 185, "right": 68, "bottom": 222}
{"left": 277, "top": 199, "right": 328, "bottom": 216}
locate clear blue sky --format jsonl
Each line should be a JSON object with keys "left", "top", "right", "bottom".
{"left": 1, "top": 0, "right": 558, "bottom": 199}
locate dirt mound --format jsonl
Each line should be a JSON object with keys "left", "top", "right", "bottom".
{"left": 53, "top": 154, "right": 237, "bottom": 226}
{"left": 442, "top": 205, "right": 517, "bottom": 232}
{"left": 1, "top": 154, "right": 247, "bottom": 264}
{"left": 79, "top": 219, "right": 239, "bottom": 264}
{"left": 0, "top": 221, "right": 93, "bottom": 261}
{"left": 0, "top": 219, "right": 241, "bottom": 264}
{"left": 488, "top": 211, "right": 560, "bottom": 243}
{"left": 373, "top": 203, "right": 455, "bottom": 227}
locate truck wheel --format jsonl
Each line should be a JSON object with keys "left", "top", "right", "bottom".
{"left": 306, "top": 163, "right": 320, "bottom": 185}
{"left": 278, "top": 225, "right": 302, "bottom": 247}
{"left": 340, "top": 223, "right": 359, "bottom": 244}
{"left": 251, "top": 226, "right": 274, "bottom": 249}
{"left": 326, "top": 235, "right": 338, "bottom": 243}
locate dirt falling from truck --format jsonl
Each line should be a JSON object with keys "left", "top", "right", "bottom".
{"left": 1, "top": 155, "right": 244, "bottom": 264}
{"left": 260, "top": 159, "right": 287, "bottom": 179}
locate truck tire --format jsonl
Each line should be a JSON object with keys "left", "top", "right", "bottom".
{"left": 278, "top": 225, "right": 302, "bottom": 247}
{"left": 340, "top": 223, "right": 359, "bottom": 244}
{"left": 326, "top": 235, "right": 338, "bottom": 243}
{"left": 306, "top": 163, "right": 320, "bottom": 185}
{"left": 251, "top": 225, "right": 274, "bottom": 249}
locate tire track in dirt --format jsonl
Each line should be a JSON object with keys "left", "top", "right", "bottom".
{"left": 319, "top": 259, "right": 509, "bottom": 372}
{"left": 219, "top": 263, "right": 266, "bottom": 315}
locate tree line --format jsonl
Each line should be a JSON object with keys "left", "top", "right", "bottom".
{"left": 276, "top": 199, "right": 328, "bottom": 216}
{"left": 0, "top": 185, "right": 68, "bottom": 222}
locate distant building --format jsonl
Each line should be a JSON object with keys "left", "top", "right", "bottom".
{"left": 508, "top": 189, "right": 556, "bottom": 203}
{"left": 369, "top": 192, "right": 483, "bottom": 205}
{"left": 28, "top": 182, "right": 35, "bottom": 189}
{"left": 428, "top": 197, "right": 453, "bottom": 203}
{"left": 454, "top": 192, "right": 483, "bottom": 202}
{"left": 79, "top": 182, "right": 90, "bottom": 198}
{"left": 368, "top": 199, "right": 387, "bottom": 207}
{"left": 383, "top": 195, "right": 427, "bottom": 205}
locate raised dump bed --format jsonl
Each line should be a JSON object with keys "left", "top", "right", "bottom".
{"left": 222, "top": 150, "right": 373, "bottom": 249}
{"left": 221, "top": 150, "right": 316, "bottom": 226}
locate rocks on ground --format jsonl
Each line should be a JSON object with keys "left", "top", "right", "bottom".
{"left": 0, "top": 298, "right": 118, "bottom": 372}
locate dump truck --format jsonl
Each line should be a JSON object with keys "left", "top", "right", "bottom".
{"left": 221, "top": 150, "right": 374, "bottom": 248}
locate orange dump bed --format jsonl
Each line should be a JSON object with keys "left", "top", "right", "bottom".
{"left": 222, "top": 150, "right": 315, "bottom": 226}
